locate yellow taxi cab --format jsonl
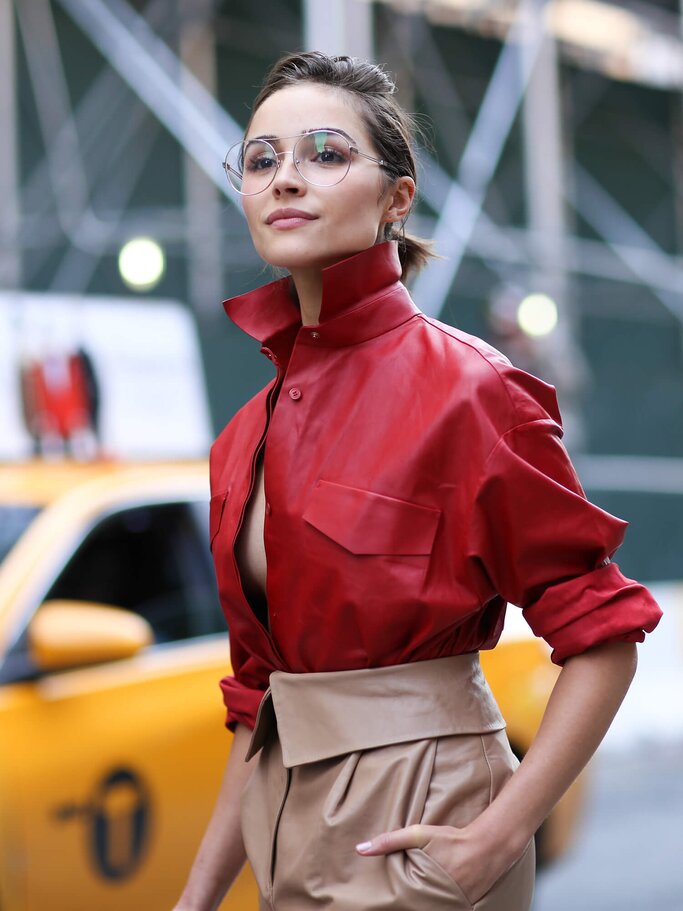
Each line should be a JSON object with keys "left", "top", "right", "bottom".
{"left": 0, "top": 459, "right": 584, "bottom": 911}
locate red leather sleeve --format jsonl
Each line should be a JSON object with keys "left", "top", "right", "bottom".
{"left": 467, "top": 418, "right": 662, "bottom": 664}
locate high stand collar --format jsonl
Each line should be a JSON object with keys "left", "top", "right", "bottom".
{"left": 222, "top": 242, "right": 420, "bottom": 364}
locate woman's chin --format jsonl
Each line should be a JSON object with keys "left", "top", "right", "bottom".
{"left": 259, "top": 249, "right": 336, "bottom": 273}
{"left": 257, "top": 241, "right": 372, "bottom": 274}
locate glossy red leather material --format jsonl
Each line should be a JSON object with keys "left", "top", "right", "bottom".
{"left": 210, "top": 241, "right": 661, "bottom": 730}
{"left": 303, "top": 481, "right": 441, "bottom": 556}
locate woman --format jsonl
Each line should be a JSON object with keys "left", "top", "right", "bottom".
{"left": 174, "top": 52, "right": 661, "bottom": 911}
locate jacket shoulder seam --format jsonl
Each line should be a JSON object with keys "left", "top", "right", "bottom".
{"left": 416, "top": 315, "right": 521, "bottom": 426}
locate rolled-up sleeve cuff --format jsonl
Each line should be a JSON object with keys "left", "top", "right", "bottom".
{"left": 522, "top": 562, "right": 662, "bottom": 665}
{"left": 219, "top": 674, "right": 268, "bottom": 732}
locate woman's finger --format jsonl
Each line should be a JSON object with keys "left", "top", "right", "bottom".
{"left": 356, "top": 824, "right": 432, "bottom": 855}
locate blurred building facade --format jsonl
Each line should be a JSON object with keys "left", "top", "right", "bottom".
{"left": 2, "top": 0, "right": 683, "bottom": 580}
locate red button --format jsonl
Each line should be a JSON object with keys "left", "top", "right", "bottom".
{"left": 288, "top": 387, "right": 302, "bottom": 400}
{"left": 310, "top": 330, "right": 320, "bottom": 340}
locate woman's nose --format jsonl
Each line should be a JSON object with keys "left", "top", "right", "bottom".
{"left": 271, "top": 151, "right": 306, "bottom": 194}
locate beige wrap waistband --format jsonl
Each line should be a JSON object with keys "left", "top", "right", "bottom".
{"left": 245, "top": 653, "right": 506, "bottom": 768}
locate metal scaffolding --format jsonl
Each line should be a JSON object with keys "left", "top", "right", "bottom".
{"left": 3, "top": 0, "right": 681, "bottom": 312}
{"left": 2, "top": 0, "right": 683, "bottom": 434}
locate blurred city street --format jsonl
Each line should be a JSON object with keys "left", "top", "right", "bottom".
{"left": 536, "top": 585, "right": 683, "bottom": 910}
{"left": 535, "top": 743, "right": 683, "bottom": 910}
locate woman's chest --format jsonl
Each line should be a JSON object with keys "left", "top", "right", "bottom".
{"left": 209, "top": 376, "right": 480, "bottom": 602}
{"left": 234, "top": 455, "right": 267, "bottom": 599}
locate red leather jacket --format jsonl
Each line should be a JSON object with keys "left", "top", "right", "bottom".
{"left": 210, "top": 242, "right": 661, "bottom": 730}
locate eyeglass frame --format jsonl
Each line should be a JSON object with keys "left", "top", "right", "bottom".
{"left": 223, "top": 129, "right": 389, "bottom": 196}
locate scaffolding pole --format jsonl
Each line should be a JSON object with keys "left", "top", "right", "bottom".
{"left": 0, "top": 0, "right": 20, "bottom": 289}
{"left": 522, "top": 2, "right": 567, "bottom": 312}
{"left": 304, "top": 0, "right": 373, "bottom": 59}
{"left": 180, "top": 0, "right": 224, "bottom": 319}
{"left": 521, "top": 0, "right": 586, "bottom": 449}
{"left": 676, "top": 1, "right": 683, "bottom": 267}
{"left": 410, "top": 2, "right": 545, "bottom": 317}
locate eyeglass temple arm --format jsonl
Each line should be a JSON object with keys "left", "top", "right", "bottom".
{"left": 352, "top": 147, "right": 387, "bottom": 167}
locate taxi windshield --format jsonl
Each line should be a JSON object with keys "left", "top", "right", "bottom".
{"left": 0, "top": 505, "right": 41, "bottom": 564}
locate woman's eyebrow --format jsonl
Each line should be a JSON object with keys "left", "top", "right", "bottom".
{"left": 306, "top": 127, "right": 357, "bottom": 144}
{"left": 248, "top": 128, "right": 358, "bottom": 145}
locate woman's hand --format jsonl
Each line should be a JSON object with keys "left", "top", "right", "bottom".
{"left": 356, "top": 821, "right": 523, "bottom": 905}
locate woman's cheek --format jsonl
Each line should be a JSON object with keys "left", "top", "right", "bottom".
{"left": 242, "top": 200, "right": 260, "bottom": 236}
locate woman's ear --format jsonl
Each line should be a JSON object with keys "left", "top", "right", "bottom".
{"left": 382, "top": 176, "right": 416, "bottom": 224}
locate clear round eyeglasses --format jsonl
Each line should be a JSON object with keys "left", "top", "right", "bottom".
{"left": 223, "top": 129, "right": 387, "bottom": 196}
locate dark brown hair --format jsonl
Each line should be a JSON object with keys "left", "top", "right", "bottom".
{"left": 249, "top": 51, "right": 434, "bottom": 282}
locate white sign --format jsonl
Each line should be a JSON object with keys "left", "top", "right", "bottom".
{"left": 0, "top": 292, "right": 212, "bottom": 461}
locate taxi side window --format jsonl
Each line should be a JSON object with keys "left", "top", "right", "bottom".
{"left": 45, "top": 501, "right": 225, "bottom": 643}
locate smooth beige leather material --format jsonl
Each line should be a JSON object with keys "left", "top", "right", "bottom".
{"left": 245, "top": 655, "right": 506, "bottom": 766}
{"left": 241, "top": 655, "right": 535, "bottom": 910}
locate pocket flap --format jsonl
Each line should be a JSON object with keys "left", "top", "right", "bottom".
{"left": 303, "top": 480, "right": 440, "bottom": 555}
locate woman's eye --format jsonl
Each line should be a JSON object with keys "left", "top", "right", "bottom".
{"left": 316, "top": 148, "right": 345, "bottom": 165}
{"left": 306, "top": 145, "right": 347, "bottom": 167}
{"left": 299, "top": 132, "right": 350, "bottom": 168}
{"left": 246, "top": 154, "right": 276, "bottom": 172}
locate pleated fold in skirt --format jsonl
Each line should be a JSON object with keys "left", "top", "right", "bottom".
{"left": 240, "top": 654, "right": 535, "bottom": 911}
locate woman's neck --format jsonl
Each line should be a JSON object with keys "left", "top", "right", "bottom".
{"left": 290, "top": 267, "right": 323, "bottom": 326}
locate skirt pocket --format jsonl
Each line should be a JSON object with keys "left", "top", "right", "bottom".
{"left": 410, "top": 729, "right": 535, "bottom": 911}
{"left": 396, "top": 731, "right": 498, "bottom": 908}
{"left": 473, "top": 839, "right": 535, "bottom": 911}
{"left": 406, "top": 846, "right": 474, "bottom": 908}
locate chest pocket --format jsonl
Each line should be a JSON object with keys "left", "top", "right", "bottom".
{"left": 303, "top": 480, "right": 440, "bottom": 555}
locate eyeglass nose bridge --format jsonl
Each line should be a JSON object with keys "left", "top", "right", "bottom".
{"left": 267, "top": 144, "right": 307, "bottom": 187}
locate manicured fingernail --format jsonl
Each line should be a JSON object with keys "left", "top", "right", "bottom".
{"left": 356, "top": 841, "right": 372, "bottom": 853}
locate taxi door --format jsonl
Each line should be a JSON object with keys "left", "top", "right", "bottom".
{"left": 0, "top": 499, "right": 258, "bottom": 911}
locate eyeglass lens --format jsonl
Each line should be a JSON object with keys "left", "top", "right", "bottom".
{"left": 224, "top": 130, "right": 353, "bottom": 195}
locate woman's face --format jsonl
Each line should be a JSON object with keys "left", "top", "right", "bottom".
{"left": 241, "top": 84, "right": 412, "bottom": 273}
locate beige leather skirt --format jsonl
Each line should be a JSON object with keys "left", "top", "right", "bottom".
{"left": 241, "top": 655, "right": 535, "bottom": 911}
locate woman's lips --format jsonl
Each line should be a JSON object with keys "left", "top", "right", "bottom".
{"left": 266, "top": 208, "right": 318, "bottom": 229}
